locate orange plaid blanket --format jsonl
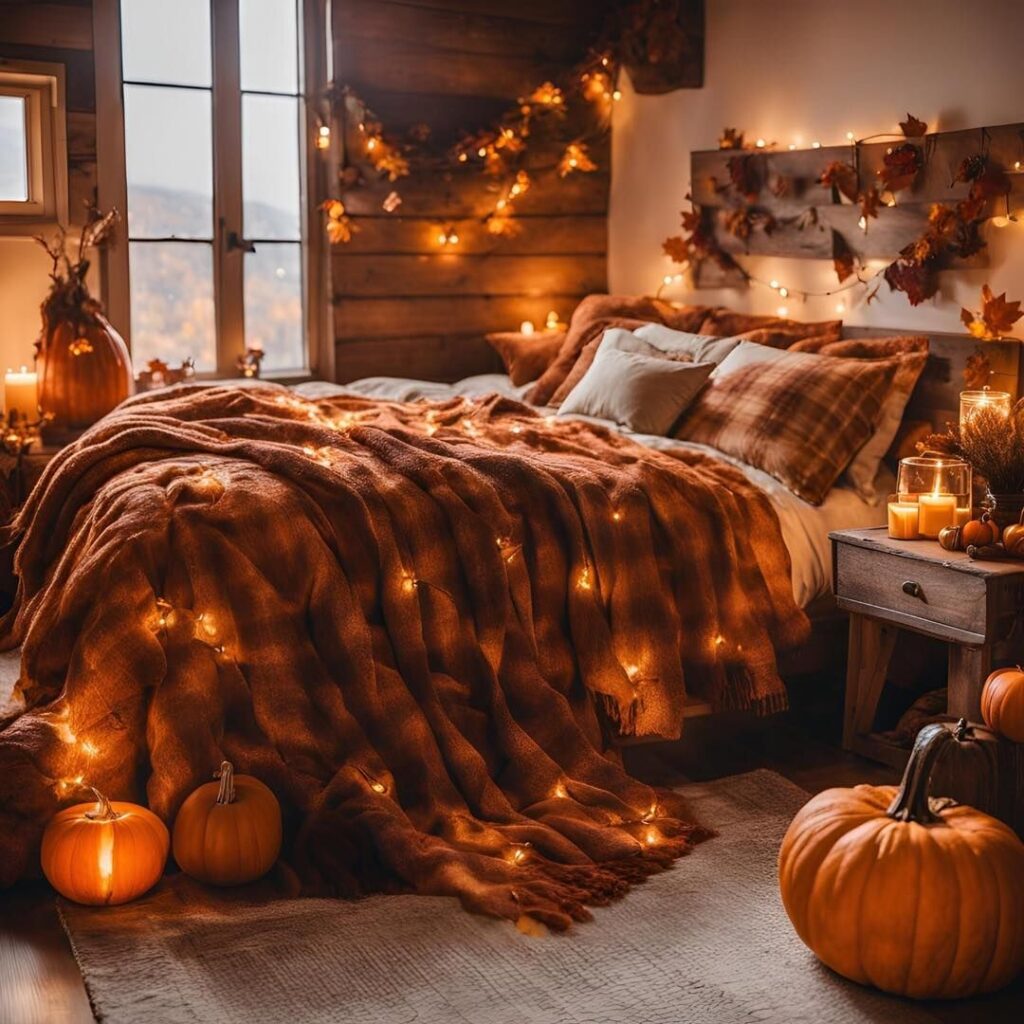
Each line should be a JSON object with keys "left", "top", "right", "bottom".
{"left": 0, "top": 384, "right": 807, "bottom": 926}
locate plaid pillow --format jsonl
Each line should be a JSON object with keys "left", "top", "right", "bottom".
{"left": 700, "top": 310, "right": 843, "bottom": 348}
{"left": 675, "top": 348, "right": 899, "bottom": 505}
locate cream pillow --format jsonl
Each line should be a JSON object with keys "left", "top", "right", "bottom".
{"left": 558, "top": 347, "right": 714, "bottom": 435}
{"left": 633, "top": 322, "right": 743, "bottom": 365}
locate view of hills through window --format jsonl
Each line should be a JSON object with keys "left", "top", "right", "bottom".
{"left": 121, "top": 0, "right": 304, "bottom": 373}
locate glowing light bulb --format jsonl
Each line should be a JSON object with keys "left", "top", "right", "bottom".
{"left": 370, "top": 781, "right": 386, "bottom": 794}
{"left": 644, "top": 827, "right": 659, "bottom": 846}
{"left": 755, "top": 138, "right": 766, "bottom": 148}
{"left": 477, "top": 147, "right": 487, "bottom": 158}
{"left": 769, "top": 279, "right": 780, "bottom": 290}
{"left": 858, "top": 215, "right": 868, "bottom": 231}
{"left": 625, "top": 663, "right": 640, "bottom": 681}
{"left": 835, "top": 301, "right": 847, "bottom": 314}
{"left": 846, "top": 131, "right": 855, "bottom": 141}
{"left": 778, "top": 286, "right": 789, "bottom": 298}
{"left": 510, "top": 424, "right": 521, "bottom": 435}
{"left": 545, "top": 310, "right": 559, "bottom": 330}
{"left": 552, "top": 782, "right": 568, "bottom": 799}
{"left": 366, "top": 137, "right": 378, "bottom": 152}
{"left": 992, "top": 215, "right": 1010, "bottom": 228}
{"left": 788, "top": 143, "right": 797, "bottom": 151}
{"left": 402, "top": 576, "right": 418, "bottom": 595}
{"left": 612, "top": 89, "right": 622, "bottom": 101}
{"left": 520, "top": 320, "right": 535, "bottom": 335}
{"left": 776, "top": 305, "right": 789, "bottom": 317}
{"left": 315, "top": 124, "right": 331, "bottom": 150}
{"left": 612, "top": 510, "right": 622, "bottom": 522}
{"left": 811, "top": 141, "right": 821, "bottom": 149}
{"left": 1016, "top": 161, "right": 1022, "bottom": 171}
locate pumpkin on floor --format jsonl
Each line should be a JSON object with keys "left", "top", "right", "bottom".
{"left": 41, "top": 787, "right": 169, "bottom": 906}
{"left": 778, "top": 723, "right": 1024, "bottom": 999}
{"left": 172, "top": 761, "right": 282, "bottom": 886}
{"left": 981, "top": 666, "right": 1024, "bottom": 742}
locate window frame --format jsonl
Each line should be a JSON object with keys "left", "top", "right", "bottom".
{"left": 93, "top": 0, "right": 333, "bottom": 381}
{"left": 0, "top": 59, "right": 69, "bottom": 232}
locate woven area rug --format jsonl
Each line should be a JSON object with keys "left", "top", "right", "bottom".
{"left": 59, "top": 769, "right": 934, "bottom": 1024}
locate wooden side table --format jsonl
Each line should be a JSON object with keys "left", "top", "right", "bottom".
{"left": 831, "top": 527, "right": 1024, "bottom": 768}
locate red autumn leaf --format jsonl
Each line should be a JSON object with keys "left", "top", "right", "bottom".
{"left": 979, "top": 283, "right": 1024, "bottom": 337}
{"left": 878, "top": 143, "right": 922, "bottom": 193}
{"left": 662, "top": 235, "right": 691, "bottom": 263}
{"left": 953, "top": 153, "right": 988, "bottom": 184}
{"left": 719, "top": 127, "right": 744, "bottom": 150}
{"left": 969, "top": 166, "right": 1010, "bottom": 201}
{"left": 832, "top": 230, "right": 856, "bottom": 283}
{"left": 960, "top": 306, "right": 975, "bottom": 330}
{"left": 963, "top": 349, "right": 992, "bottom": 390}
{"left": 859, "top": 187, "right": 881, "bottom": 220}
{"left": 884, "top": 257, "right": 938, "bottom": 306}
{"left": 820, "top": 161, "right": 860, "bottom": 203}
{"left": 900, "top": 113, "right": 928, "bottom": 137}
{"left": 727, "top": 155, "right": 760, "bottom": 201}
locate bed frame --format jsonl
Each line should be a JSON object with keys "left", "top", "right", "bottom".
{"left": 670, "top": 328, "right": 1024, "bottom": 725}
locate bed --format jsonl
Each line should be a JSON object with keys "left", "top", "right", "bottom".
{"left": 0, "top": 314, "right": 1015, "bottom": 927}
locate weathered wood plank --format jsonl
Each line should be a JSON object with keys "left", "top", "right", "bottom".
{"left": 334, "top": 294, "right": 584, "bottom": 339}
{"left": 66, "top": 110, "right": 95, "bottom": 162}
{"left": 341, "top": 214, "right": 606, "bottom": 255}
{"left": 335, "top": 332, "right": 504, "bottom": 383}
{"left": 382, "top": 0, "right": 612, "bottom": 27}
{"left": 67, "top": 159, "right": 96, "bottom": 224}
{"left": 0, "top": 3, "right": 93, "bottom": 50}
{"left": 341, "top": 169, "right": 610, "bottom": 218}
{"left": 332, "top": 252, "right": 606, "bottom": 297}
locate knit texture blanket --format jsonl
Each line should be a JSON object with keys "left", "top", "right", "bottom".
{"left": 0, "top": 384, "right": 807, "bottom": 927}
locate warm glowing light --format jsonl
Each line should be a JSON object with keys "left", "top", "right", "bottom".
{"left": 811, "top": 141, "right": 821, "bottom": 149}
{"left": 402, "top": 576, "right": 418, "bottom": 595}
{"left": 520, "top": 320, "right": 535, "bottom": 336}
{"left": 510, "top": 424, "right": 521, "bottom": 435}
{"left": 577, "top": 567, "right": 592, "bottom": 591}
{"left": 612, "top": 510, "right": 622, "bottom": 522}
{"left": 97, "top": 827, "right": 114, "bottom": 883}
{"left": 625, "top": 663, "right": 640, "bottom": 681}
{"left": 858, "top": 215, "right": 868, "bottom": 231}
{"left": 755, "top": 138, "right": 766, "bottom": 148}
{"left": 769, "top": 279, "right": 779, "bottom": 290}
{"left": 776, "top": 305, "right": 789, "bottom": 317}
{"left": 545, "top": 310, "right": 559, "bottom": 330}
{"left": 437, "top": 226, "right": 460, "bottom": 247}
{"left": 315, "top": 124, "right": 331, "bottom": 150}
{"left": 370, "top": 781, "right": 386, "bottom": 794}
{"left": 778, "top": 286, "right": 789, "bottom": 298}
{"left": 508, "top": 843, "right": 530, "bottom": 865}
{"left": 458, "top": 152, "right": 468, "bottom": 162}
{"left": 366, "top": 137, "right": 378, "bottom": 152}
{"left": 835, "top": 301, "right": 847, "bottom": 314}
{"left": 788, "top": 143, "right": 796, "bottom": 151}
{"left": 846, "top": 130, "right": 855, "bottom": 141}
{"left": 1016, "top": 161, "right": 1022, "bottom": 171}
{"left": 552, "top": 781, "right": 568, "bottom": 799}
{"left": 80, "top": 740, "right": 99, "bottom": 758}
{"left": 612, "top": 89, "right": 622, "bottom": 101}
{"left": 477, "top": 146, "right": 487, "bottom": 158}
{"left": 644, "top": 827, "right": 660, "bottom": 846}
{"left": 992, "top": 215, "right": 1011, "bottom": 228}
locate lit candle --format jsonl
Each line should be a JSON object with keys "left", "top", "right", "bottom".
{"left": 4, "top": 366, "right": 37, "bottom": 422}
{"left": 955, "top": 506, "right": 972, "bottom": 527}
{"left": 959, "top": 389, "right": 1011, "bottom": 434}
{"left": 519, "top": 320, "right": 535, "bottom": 336}
{"left": 918, "top": 493, "right": 957, "bottom": 538}
{"left": 887, "top": 501, "right": 919, "bottom": 539}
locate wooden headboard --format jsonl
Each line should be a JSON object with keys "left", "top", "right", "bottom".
{"left": 842, "top": 328, "right": 1022, "bottom": 432}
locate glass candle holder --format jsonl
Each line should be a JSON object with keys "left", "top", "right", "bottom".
{"left": 959, "top": 388, "right": 1012, "bottom": 434}
{"left": 896, "top": 456, "right": 972, "bottom": 538}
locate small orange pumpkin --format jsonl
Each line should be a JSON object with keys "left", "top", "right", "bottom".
{"left": 779, "top": 724, "right": 1024, "bottom": 999}
{"left": 172, "top": 761, "right": 282, "bottom": 885}
{"left": 41, "top": 787, "right": 169, "bottom": 905}
{"left": 981, "top": 665, "right": 1024, "bottom": 742}
{"left": 961, "top": 512, "right": 1000, "bottom": 548}
{"left": 1003, "top": 509, "right": 1024, "bottom": 557}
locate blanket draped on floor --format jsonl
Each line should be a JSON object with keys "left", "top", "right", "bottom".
{"left": 0, "top": 384, "right": 807, "bottom": 927}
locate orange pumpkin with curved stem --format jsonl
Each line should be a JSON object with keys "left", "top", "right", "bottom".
{"left": 961, "top": 512, "right": 1000, "bottom": 548}
{"left": 172, "top": 761, "right": 282, "bottom": 885}
{"left": 981, "top": 666, "right": 1024, "bottom": 742}
{"left": 41, "top": 787, "right": 169, "bottom": 905}
{"left": 779, "top": 724, "right": 1024, "bottom": 999}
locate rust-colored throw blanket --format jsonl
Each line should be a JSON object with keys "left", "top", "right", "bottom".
{"left": 0, "top": 385, "right": 807, "bottom": 927}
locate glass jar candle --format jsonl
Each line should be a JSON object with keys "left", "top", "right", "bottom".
{"left": 896, "top": 456, "right": 972, "bottom": 539}
{"left": 959, "top": 388, "right": 1012, "bottom": 434}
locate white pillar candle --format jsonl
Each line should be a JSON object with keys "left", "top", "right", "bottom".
{"left": 519, "top": 320, "right": 535, "bottom": 336}
{"left": 4, "top": 366, "right": 38, "bottom": 422}
{"left": 918, "top": 494, "right": 957, "bottom": 538}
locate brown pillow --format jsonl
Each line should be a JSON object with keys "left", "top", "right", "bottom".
{"left": 795, "top": 335, "right": 929, "bottom": 358}
{"left": 675, "top": 348, "right": 899, "bottom": 505}
{"left": 700, "top": 310, "right": 843, "bottom": 349}
{"left": 526, "top": 294, "right": 710, "bottom": 406}
{"left": 485, "top": 330, "right": 565, "bottom": 386}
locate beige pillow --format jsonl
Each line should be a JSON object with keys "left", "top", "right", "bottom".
{"left": 558, "top": 347, "right": 714, "bottom": 435}
{"left": 632, "top": 323, "right": 744, "bottom": 365}
{"left": 676, "top": 344, "right": 898, "bottom": 505}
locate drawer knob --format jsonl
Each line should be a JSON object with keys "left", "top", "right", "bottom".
{"left": 902, "top": 580, "right": 924, "bottom": 599}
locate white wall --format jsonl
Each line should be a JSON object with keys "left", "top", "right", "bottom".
{"left": 610, "top": 0, "right": 1024, "bottom": 337}
{"left": 0, "top": 239, "right": 54, "bottom": 372}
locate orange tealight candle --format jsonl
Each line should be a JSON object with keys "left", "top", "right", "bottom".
{"left": 918, "top": 493, "right": 957, "bottom": 538}
{"left": 887, "top": 501, "right": 919, "bottom": 540}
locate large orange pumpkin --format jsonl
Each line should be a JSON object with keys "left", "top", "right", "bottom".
{"left": 779, "top": 724, "right": 1024, "bottom": 999}
{"left": 37, "top": 314, "right": 133, "bottom": 441}
{"left": 172, "top": 761, "right": 282, "bottom": 885}
{"left": 41, "top": 787, "right": 169, "bottom": 906}
{"left": 981, "top": 665, "right": 1024, "bottom": 742}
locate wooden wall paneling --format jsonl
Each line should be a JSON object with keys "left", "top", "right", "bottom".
{"left": 0, "top": 3, "right": 93, "bottom": 51}
{"left": 690, "top": 123, "right": 1024, "bottom": 263}
{"left": 332, "top": 0, "right": 613, "bottom": 383}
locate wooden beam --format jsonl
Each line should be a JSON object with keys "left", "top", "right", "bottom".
{"left": 0, "top": 4, "right": 93, "bottom": 50}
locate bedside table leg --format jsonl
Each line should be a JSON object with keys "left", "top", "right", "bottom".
{"left": 947, "top": 644, "right": 991, "bottom": 723}
{"left": 843, "top": 614, "right": 898, "bottom": 751}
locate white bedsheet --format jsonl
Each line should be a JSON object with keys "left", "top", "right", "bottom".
{"left": 296, "top": 376, "right": 888, "bottom": 607}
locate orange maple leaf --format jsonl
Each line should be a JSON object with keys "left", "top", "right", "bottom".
{"left": 662, "top": 235, "right": 691, "bottom": 263}
{"left": 900, "top": 113, "right": 927, "bottom": 137}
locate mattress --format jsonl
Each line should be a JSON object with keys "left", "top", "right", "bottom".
{"left": 296, "top": 375, "right": 888, "bottom": 607}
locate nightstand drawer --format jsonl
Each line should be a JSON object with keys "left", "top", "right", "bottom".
{"left": 834, "top": 541, "right": 988, "bottom": 638}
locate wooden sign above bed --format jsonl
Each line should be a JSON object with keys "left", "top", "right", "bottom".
{"left": 689, "top": 121, "right": 1024, "bottom": 266}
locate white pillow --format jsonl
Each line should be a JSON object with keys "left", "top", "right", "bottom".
{"left": 706, "top": 339, "right": 787, "bottom": 377}
{"left": 558, "top": 346, "right": 714, "bottom": 435}
{"left": 633, "top": 323, "right": 743, "bottom": 366}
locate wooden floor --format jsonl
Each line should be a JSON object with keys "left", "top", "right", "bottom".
{"left": 1, "top": 678, "right": 1022, "bottom": 1023}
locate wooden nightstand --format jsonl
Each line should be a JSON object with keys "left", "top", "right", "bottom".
{"left": 831, "top": 527, "right": 1024, "bottom": 768}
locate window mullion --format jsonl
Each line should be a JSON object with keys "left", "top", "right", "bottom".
{"left": 211, "top": 0, "right": 245, "bottom": 377}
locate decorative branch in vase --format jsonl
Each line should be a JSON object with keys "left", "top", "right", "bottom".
{"left": 34, "top": 208, "right": 133, "bottom": 445}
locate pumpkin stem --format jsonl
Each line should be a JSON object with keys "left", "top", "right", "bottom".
{"left": 83, "top": 786, "right": 119, "bottom": 821}
{"left": 215, "top": 761, "right": 236, "bottom": 804}
{"left": 886, "top": 723, "right": 959, "bottom": 824}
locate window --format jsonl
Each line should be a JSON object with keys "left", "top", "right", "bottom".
{"left": 97, "top": 0, "right": 330, "bottom": 377}
{"left": 0, "top": 60, "right": 68, "bottom": 230}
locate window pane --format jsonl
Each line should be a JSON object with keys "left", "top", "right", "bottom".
{"left": 125, "top": 85, "right": 213, "bottom": 239}
{"left": 0, "top": 95, "right": 28, "bottom": 201}
{"left": 120, "top": 0, "right": 211, "bottom": 87}
{"left": 245, "top": 243, "right": 304, "bottom": 370}
{"left": 240, "top": 0, "right": 298, "bottom": 94}
{"left": 242, "top": 94, "right": 301, "bottom": 240}
{"left": 129, "top": 242, "right": 216, "bottom": 371}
